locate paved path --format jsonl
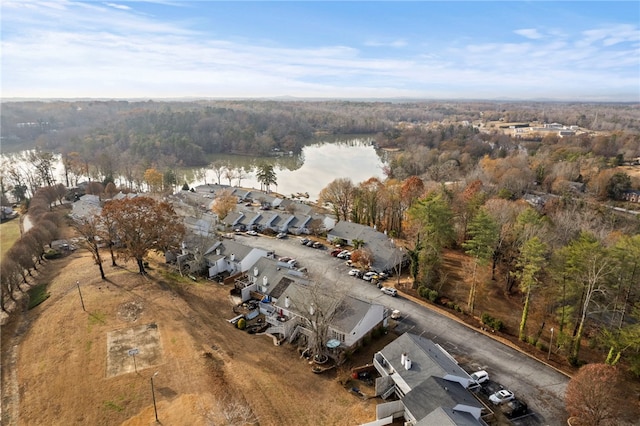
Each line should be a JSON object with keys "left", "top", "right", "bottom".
{"left": 238, "top": 234, "right": 569, "bottom": 425}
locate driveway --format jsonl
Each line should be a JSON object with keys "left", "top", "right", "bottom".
{"left": 236, "top": 234, "right": 569, "bottom": 425}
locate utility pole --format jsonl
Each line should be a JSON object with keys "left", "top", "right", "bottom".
{"left": 76, "top": 280, "right": 85, "bottom": 311}
{"left": 151, "top": 372, "right": 159, "bottom": 423}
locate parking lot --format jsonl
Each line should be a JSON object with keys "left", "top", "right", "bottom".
{"left": 235, "top": 232, "right": 569, "bottom": 425}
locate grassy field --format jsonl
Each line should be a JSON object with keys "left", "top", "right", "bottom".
{"left": 0, "top": 217, "right": 21, "bottom": 259}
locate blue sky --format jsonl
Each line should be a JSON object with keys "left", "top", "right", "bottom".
{"left": 2, "top": 1, "right": 639, "bottom": 101}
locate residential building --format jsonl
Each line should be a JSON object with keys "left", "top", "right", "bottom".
{"left": 366, "top": 333, "right": 486, "bottom": 426}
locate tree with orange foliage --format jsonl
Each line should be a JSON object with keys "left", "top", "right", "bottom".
{"left": 101, "top": 196, "right": 185, "bottom": 275}
{"left": 565, "top": 363, "right": 636, "bottom": 426}
{"left": 350, "top": 248, "right": 373, "bottom": 270}
{"left": 144, "top": 168, "right": 164, "bottom": 193}
{"left": 211, "top": 189, "right": 237, "bottom": 220}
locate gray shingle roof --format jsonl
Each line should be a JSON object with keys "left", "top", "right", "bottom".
{"left": 379, "top": 333, "right": 472, "bottom": 391}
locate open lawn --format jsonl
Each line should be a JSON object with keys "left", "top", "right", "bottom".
{"left": 0, "top": 217, "right": 21, "bottom": 259}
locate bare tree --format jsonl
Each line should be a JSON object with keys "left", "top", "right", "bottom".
{"left": 319, "top": 178, "right": 354, "bottom": 221}
{"left": 73, "top": 214, "right": 106, "bottom": 280}
{"left": 211, "top": 160, "right": 226, "bottom": 185}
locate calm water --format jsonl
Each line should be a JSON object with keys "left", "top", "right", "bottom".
{"left": 4, "top": 138, "right": 388, "bottom": 202}
{"left": 185, "top": 137, "right": 387, "bottom": 201}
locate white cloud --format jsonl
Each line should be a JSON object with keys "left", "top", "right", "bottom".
{"left": 514, "top": 28, "right": 544, "bottom": 40}
{"left": 1, "top": 2, "right": 638, "bottom": 101}
{"left": 105, "top": 3, "right": 132, "bottom": 11}
{"left": 364, "top": 39, "right": 408, "bottom": 48}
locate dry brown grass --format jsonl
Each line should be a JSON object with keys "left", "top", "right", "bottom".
{"left": 1, "top": 222, "right": 396, "bottom": 426}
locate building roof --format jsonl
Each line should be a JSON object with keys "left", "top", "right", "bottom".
{"left": 404, "top": 377, "right": 482, "bottom": 422}
{"left": 379, "top": 333, "right": 473, "bottom": 391}
{"left": 417, "top": 406, "right": 483, "bottom": 426}
{"left": 71, "top": 194, "right": 102, "bottom": 219}
{"left": 331, "top": 295, "right": 377, "bottom": 333}
{"left": 204, "top": 240, "right": 255, "bottom": 262}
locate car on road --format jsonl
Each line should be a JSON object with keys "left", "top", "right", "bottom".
{"left": 312, "top": 241, "right": 325, "bottom": 249}
{"left": 348, "top": 269, "right": 363, "bottom": 277}
{"left": 300, "top": 238, "right": 310, "bottom": 245}
{"left": 362, "top": 271, "right": 379, "bottom": 281}
{"left": 246, "top": 230, "right": 258, "bottom": 236}
{"left": 380, "top": 287, "right": 397, "bottom": 297}
{"left": 470, "top": 370, "right": 489, "bottom": 386}
{"left": 276, "top": 232, "right": 287, "bottom": 239}
{"left": 278, "top": 256, "right": 292, "bottom": 262}
{"left": 489, "top": 389, "right": 515, "bottom": 405}
{"left": 390, "top": 309, "right": 401, "bottom": 320}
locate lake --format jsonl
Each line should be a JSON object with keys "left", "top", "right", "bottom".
{"left": 189, "top": 137, "right": 387, "bottom": 201}
{"left": 3, "top": 137, "right": 388, "bottom": 202}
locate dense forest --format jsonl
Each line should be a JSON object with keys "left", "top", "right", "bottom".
{"left": 2, "top": 100, "right": 639, "bottom": 166}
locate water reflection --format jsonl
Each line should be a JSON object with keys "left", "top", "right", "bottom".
{"left": 188, "top": 137, "right": 387, "bottom": 201}
{"left": 3, "top": 138, "right": 388, "bottom": 202}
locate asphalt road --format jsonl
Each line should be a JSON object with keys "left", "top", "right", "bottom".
{"left": 236, "top": 233, "right": 569, "bottom": 425}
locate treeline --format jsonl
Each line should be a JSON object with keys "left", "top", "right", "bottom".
{"left": 3, "top": 100, "right": 639, "bottom": 168}
{"left": 0, "top": 185, "right": 66, "bottom": 312}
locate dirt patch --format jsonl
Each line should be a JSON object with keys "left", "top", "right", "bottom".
{"left": 106, "top": 323, "right": 163, "bottom": 377}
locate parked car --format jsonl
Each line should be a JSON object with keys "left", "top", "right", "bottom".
{"left": 348, "top": 269, "right": 362, "bottom": 277}
{"left": 363, "top": 271, "right": 379, "bottom": 281}
{"left": 390, "top": 309, "right": 401, "bottom": 319}
{"left": 276, "top": 232, "right": 287, "bottom": 239}
{"left": 380, "top": 287, "right": 397, "bottom": 297}
{"left": 287, "top": 259, "right": 297, "bottom": 267}
{"left": 470, "top": 370, "right": 489, "bottom": 386}
{"left": 501, "top": 399, "right": 528, "bottom": 418}
{"left": 305, "top": 240, "right": 315, "bottom": 246}
{"left": 336, "top": 250, "right": 350, "bottom": 259}
{"left": 246, "top": 230, "right": 258, "bottom": 236}
{"left": 278, "top": 256, "right": 292, "bottom": 262}
{"left": 312, "top": 241, "right": 324, "bottom": 249}
{"left": 330, "top": 248, "right": 342, "bottom": 257}
{"left": 489, "top": 389, "right": 515, "bottom": 405}
{"left": 300, "top": 238, "right": 310, "bottom": 245}
{"left": 374, "top": 271, "right": 389, "bottom": 280}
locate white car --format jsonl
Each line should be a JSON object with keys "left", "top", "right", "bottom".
{"left": 336, "top": 250, "right": 350, "bottom": 259}
{"left": 276, "top": 232, "right": 287, "bottom": 239}
{"left": 348, "top": 269, "right": 362, "bottom": 277}
{"left": 380, "top": 287, "right": 397, "bottom": 297}
{"left": 246, "top": 230, "right": 258, "bottom": 236}
{"left": 489, "top": 389, "right": 515, "bottom": 405}
{"left": 470, "top": 370, "right": 489, "bottom": 385}
{"left": 390, "top": 309, "right": 401, "bottom": 320}
{"left": 363, "top": 271, "right": 379, "bottom": 281}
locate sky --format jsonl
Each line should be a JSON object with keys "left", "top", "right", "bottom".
{"left": 2, "top": 1, "right": 639, "bottom": 101}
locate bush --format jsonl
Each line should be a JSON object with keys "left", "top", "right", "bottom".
{"left": 43, "top": 249, "right": 62, "bottom": 259}
{"left": 427, "top": 289, "right": 439, "bottom": 302}
{"left": 481, "top": 313, "right": 504, "bottom": 331}
{"left": 237, "top": 318, "right": 246, "bottom": 330}
{"left": 418, "top": 286, "right": 429, "bottom": 298}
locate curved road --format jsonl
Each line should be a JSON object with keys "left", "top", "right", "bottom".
{"left": 237, "top": 234, "right": 569, "bottom": 425}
